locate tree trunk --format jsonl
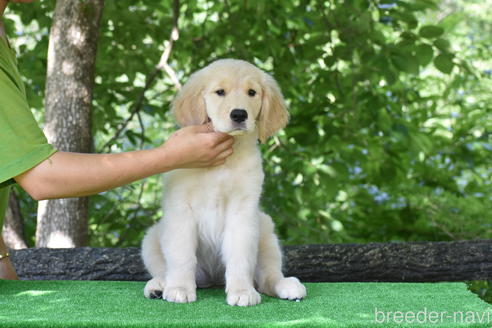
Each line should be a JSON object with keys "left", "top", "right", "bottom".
{"left": 36, "top": 0, "right": 104, "bottom": 248}
{"left": 2, "top": 191, "right": 27, "bottom": 249}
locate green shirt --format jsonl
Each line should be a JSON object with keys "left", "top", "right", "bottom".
{"left": 0, "top": 35, "right": 56, "bottom": 229}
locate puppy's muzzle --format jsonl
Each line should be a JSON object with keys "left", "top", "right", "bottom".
{"left": 230, "top": 109, "right": 248, "bottom": 123}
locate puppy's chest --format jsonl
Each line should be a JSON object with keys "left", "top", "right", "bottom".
{"left": 168, "top": 147, "right": 263, "bottom": 215}
{"left": 193, "top": 155, "right": 263, "bottom": 211}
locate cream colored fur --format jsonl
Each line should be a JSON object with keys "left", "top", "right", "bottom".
{"left": 141, "top": 59, "right": 306, "bottom": 306}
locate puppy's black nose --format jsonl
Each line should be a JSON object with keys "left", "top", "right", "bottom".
{"left": 230, "top": 109, "right": 248, "bottom": 123}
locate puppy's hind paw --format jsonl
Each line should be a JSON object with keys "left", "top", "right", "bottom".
{"left": 275, "top": 277, "right": 307, "bottom": 301}
{"left": 149, "top": 290, "right": 162, "bottom": 299}
{"left": 163, "top": 286, "right": 197, "bottom": 303}
{"left": 227, "top": 288, "right": 261, "bottom": 306}
{"left": 144, "top": 277, "right": 165, "bottom": 299}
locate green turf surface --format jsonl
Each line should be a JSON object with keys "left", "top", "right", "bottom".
{"left": 0, "top": 281, "right": 491, "bottom": 327}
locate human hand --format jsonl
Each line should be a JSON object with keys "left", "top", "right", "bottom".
{"left": 159, "top": 123, "right": 234, "bottom": 169}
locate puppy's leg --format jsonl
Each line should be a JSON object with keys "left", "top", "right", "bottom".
{"left": 161, "top": 210, "right": 198, "bottom": 303}
{"left": 255, "top": 213, "right": 307, "bottom": 300}
{"left": 222, "top": 207, "right": 261, "bottom": 306}
{"left": 141, "top": 223, "right": 166, "bottom": 299}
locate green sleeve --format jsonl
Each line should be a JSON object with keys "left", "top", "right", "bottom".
{"left": 0, "top": 37, "right": 56, "bottom": 188}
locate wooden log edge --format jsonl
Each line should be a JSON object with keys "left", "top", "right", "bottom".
{"left": 10, "top": 240, "right": 492, "bottom": 282}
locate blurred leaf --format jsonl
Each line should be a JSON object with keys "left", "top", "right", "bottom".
{"left": 419, "top": 25, "right": 445, "bottom": 38}
{"left": 391, "top": 52, "right": 419, "bottom": 74}
{"left": 433, "top": 38, "right": 451, "bottom": 51}
{"left": 416, "top": 44, "right": 434, "bottom": 66}
{"left": 434, "top": 54, "right": 454, "bottom": 74}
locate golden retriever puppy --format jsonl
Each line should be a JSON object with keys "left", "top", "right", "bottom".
{"left": 141, "top": 59, "right": 306, "bottom": 306}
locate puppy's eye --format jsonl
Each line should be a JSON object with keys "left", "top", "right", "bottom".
{"left": 216, "top": 89, "right": 225, "bottom": 96}
{"left": 248, "top": 89, "right": 256, "bottom": 97}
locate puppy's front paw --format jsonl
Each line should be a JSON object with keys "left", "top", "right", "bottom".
{"left": 144, "top": 277, "right": 165, "bottom": 299}
{"left": 163, "top": 286, "right": 197, "bottom": 303}
{"left": 275, "top": 277, "right": 307, "bottom": 300}
{"left": 227, "top": 288, "right": 261, "bottom": 306}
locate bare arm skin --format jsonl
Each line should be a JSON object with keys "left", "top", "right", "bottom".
{"left": 15, "top": 124, "right": 234, "bottom": 201}
{"left": 0, "top": 238, "right": 18, "bottom": 280}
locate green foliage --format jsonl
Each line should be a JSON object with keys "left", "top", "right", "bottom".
{"left": 4, "top": 0, "right": 491, "bottom": 247}
{"left": 419, "top": 25, "right": 444, "bottom": 39}
{"left": 468, "top": 281, "right": 492, "bottom": 304}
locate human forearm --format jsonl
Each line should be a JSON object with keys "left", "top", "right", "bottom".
{"left": 14, "top": 125, "right": 234, "bottom": 200}
{"left": 15, "top": 149, "right": 169, "bottom": 200}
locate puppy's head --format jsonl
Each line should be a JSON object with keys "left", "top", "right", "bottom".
{"left": 172, "top": 59, "right": 289, "bottom": 143}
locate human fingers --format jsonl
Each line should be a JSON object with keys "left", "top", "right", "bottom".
{"left": 188, "top": 124, "right": 233, "bottom": 144}
{"left": 206, "top": 148, "right": 233, "bottom": 167}
{"left": 209, "top": 158, "right": 227, "bottom": 167}
{"left": 208, "top": 132, "right": 234, "bottom": 147}
{"left": 215, "top": 148, "right": 234, "bottom": 160}
{"left": 213, "top": 137, "right": 234, "bottom": 153}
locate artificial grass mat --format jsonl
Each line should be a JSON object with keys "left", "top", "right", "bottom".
{"left": 0, "top": 280, "right": 491, "bottom": 327}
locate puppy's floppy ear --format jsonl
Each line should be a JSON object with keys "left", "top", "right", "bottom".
{"left": 172, "top": 70, "right": 208, "bottom": 127}
{"left": 258, "top": 72, "right": 289, "bottom": 143}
